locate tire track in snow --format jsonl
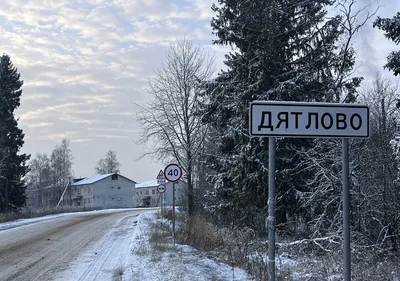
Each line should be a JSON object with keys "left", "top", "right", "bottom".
{"left": 74, "top": 214, "right": 139, "bottom": 281}
{"left": 0, "top": 210, "right": 144, "bottom": 281}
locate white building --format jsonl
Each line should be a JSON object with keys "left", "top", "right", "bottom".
{"left": 135, "top": 180, "right": 186, "bottom": 207}
{"left": 63, "top": 173, "right": 136, "bottom": 208}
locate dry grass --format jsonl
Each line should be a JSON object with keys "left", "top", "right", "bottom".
{"left": 176, "top": 215, "right": 273, "bottom": 280}
{"left": 149, "top": 220, "right": 171, "bottom": 252}
{"left": 275, "top": 242, "right": 400, "bottom": 280}
{"left": 173, "top": 214, "right": 400, "bottom": 281}
{"left": 112, "top": 266, "right": 124, "bottom": 281}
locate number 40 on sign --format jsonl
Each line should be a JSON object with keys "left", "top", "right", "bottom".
{"left": 164, "top": 163, "right": 182, "bottom": 182}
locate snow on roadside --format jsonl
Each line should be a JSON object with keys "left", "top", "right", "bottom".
{"left": 0, "top": 208, "right": 139, "bottom": 231}
{"left": 125, "top": 212, "right": 250, "bottom": 281}
{"left": 1, "top": 209, "right": 250, "bottom": 280}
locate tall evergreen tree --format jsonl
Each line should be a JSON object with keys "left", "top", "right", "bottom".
{"left": 202, "top": 0, "right": 361, "bottom": 231}
{"left": 0, "top": 54, "right": 30, "bottom": 211}
{"left": 373, "top": 12, "right": 400, "bottom": 76}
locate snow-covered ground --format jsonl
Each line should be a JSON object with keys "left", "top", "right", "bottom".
{"left": 0, "top": 210, "right": 250, "bottom": 281}
{"left": 0, "top": 208, "right": 139, "bottom": 231}
{"left": 59, "top": 211, "right": 249, "bottom": 281}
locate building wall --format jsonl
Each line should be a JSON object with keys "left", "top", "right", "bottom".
{"left": 135, "top": 181, "right": 186, "bottom": 207}
{"left": 135, "top": 186, "right": 162, "bottom": 207}
{"left": 69, "top": 175, "right": 135, "bottom": 208}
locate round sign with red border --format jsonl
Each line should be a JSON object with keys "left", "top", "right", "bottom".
{"left": 164, "top": 163, "right": 182, "bottom": 182}
{"left": 157, "top": 184, "right": 166, "bottom": 193}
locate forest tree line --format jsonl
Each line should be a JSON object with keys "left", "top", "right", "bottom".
{"left": 138, "top": 0, "right": 400, "bottom": 252}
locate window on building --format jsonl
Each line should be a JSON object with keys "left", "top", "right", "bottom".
{"left": 152, "top": 189, "right": 155, "bottom": 195}
{"left": 136, "top": 192, "right": 139, "bottom": 196}
{"left": 145, "top": 190, "right": 149, "bottom": 195}
{"left": 112, "top": 174, "right": 118, "bottom": 180}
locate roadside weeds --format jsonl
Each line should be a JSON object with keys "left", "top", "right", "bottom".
{"left": 130, "top": 212, "right": 249, "bottom": 281}
{"left": 167, "top": 213, "right": 400, "bottom": 281}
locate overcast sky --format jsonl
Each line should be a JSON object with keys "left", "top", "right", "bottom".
{"left": 1, "top": 0, "right": 399, "bottom": 183}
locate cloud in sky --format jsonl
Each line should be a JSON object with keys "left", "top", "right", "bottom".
{"left": 1, "top": 0, "right": 399, "bottom": 182}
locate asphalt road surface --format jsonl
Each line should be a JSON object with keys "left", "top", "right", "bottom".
{"left": 0, "top": 209, "right": 148, "bottom": 281}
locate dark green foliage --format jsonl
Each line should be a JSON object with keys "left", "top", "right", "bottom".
{"left": 201, "top": 0, "right": 360, "bottom": 232}
{"left": 373, "top": 13, "right": 400, "bottom": 76}
{"left": 0, "top": 54, "right": 30, "bottom": 211}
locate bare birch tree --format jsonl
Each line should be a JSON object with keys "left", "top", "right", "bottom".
{"left": 50, "top": 139, "right": 73, "bottom": 206}
{"left": 26, "top": 153, "right": 51, "bottom": 207}
{"left": 95, "top": 150, "right": 121, "bottom": 174}
{"left": 137, "top": 38, "right": 214, "bottom": 216}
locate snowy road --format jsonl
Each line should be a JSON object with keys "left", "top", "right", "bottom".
{"left": 0, "top": 209, "right": 146, "bottom": 281}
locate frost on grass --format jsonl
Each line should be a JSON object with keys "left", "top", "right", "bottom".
{"left": 125, "top": 212, "right": 249, "bottom": 281}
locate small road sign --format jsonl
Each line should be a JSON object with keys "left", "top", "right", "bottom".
{"left": 156, "top": 170, "right": 164, "bottom": 179}
{"left": 164, "top": 163, "right": 182, "bottom": 182}
{"left": 157, "top": 184, "right": 166, "bottom": 193}
{"left": 156, "top": 170, "right": 166, "bottom": 184}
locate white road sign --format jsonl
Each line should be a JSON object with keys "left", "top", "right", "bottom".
{"left": 164, "top": 163, "right": 182, "bottom": 182}
{"left": 250, "top": 101, "right": 369, "bottom": 138}
{"left": 157, "top": 184, "right": 166, "bottom": 193}
{"left": 156, "top": 170, "right": 166, "bottom": 184}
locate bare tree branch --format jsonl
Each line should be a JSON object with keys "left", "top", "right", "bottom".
{"left": 135, "top": 38, "right": 215, "bottom": 215}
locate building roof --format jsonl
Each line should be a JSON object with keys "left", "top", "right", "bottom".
{"left": 72, "top": 173, "right": 136, "bottom": 186}
{"left": 135, "top": 179, "right": 186, "bottom": 189}
{"left": 135, "top": 180, "right": 159, "bottom": 188}
{"left": 72, "top": 174, "right": 113, "bottom": 186}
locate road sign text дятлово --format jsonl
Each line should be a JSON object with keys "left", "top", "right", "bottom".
{"left": 250, "top": 101, "right": 369, "bottom": 138}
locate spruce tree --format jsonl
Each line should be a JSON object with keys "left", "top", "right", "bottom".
{"left": 373, "top": 12, "right": 400, "bottom": 76}
{"left": 202, "top": 0, "right": 361, "bottom": 231}
{"left": 0, "top": 54, "right": 30, "bottom": 211}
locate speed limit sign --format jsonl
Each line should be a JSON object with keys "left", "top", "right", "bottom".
{"left": 164, "top": 163, "right": 182, "bottom": 182}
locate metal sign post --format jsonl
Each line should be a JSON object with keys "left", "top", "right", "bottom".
{"left": 156, "top": 170, "right": 166, "bottom": 215}
{"left": 164, "top": 163, "right": 182, "bottom": 248}
{"left": 163, "top": 192, "right": 166, "bottom": 213}
{"left": 157, "top": 184, "right": 166, "bottom": 215}
{"left": 172, "top": 182, "right": 176, "bottom": 247}
{"left": 343, "top": 138, "right": 351, "bottom": 280}
{"left": 249, "top": 101, "right": 369, "bottom": 281}
{"left": 268, "top": 137, "right": 276, "bottom": 281}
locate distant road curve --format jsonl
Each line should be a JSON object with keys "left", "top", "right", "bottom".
{"left": 0, "top": 208, "right": 151, "bottom": 281}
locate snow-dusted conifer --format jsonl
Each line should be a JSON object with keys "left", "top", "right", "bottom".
{"left": 202, "top": 0, "right": 361, "bottom": 231}
{"left": 374, "top": 12, "right": 400, "bottom": 76}
{"left": 0, "top": 54, "right": 30, "bottom": 210}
